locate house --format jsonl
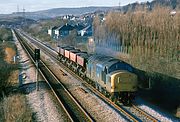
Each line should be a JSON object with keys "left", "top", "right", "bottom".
{"left": 48, "top": 26, "right": 58, "bottom": 38}
{"left": 55, "top": 23, "right": 74, "bottom": 39}
{"left": 74, "top": 24, "right": 85, "bottom": 32}
{"left": 78, "top": 25, "right": 93, "bottom": 36}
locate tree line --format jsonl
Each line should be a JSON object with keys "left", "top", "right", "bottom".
{"left": 93, "top": 6, "right": 180, "bottom": 78}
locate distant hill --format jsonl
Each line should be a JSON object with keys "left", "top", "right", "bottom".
{"left": 0, "top": 0, "right": 179, "bottom": 20}
{"left": 36, "top": 7, "right": 112, "bottom": 16}
{"left": 0, "top": 16, "right": 36, "bottom": 27}
{"left": 2, "top": 7, "right": 112, "bottom": 20}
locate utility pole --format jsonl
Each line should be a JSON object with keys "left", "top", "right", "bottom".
{"left": 35, "top": 49, "right": 40, "bottom": 91}
{"left": 22, "top": 6, "right": 26, "bottom": 25}
{"left": 17, "top": 5, "right": 19, "bottom": 13}
{"left": 119, "top": 1, "right": 121, "bottom": 12}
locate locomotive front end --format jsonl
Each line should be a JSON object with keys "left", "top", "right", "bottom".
{"left": 107, "top": 70, "right": 138, "bottom": 104}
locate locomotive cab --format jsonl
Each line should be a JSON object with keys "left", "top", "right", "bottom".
{"left": 106, "top": 70, "right": 138, "bottom": 103}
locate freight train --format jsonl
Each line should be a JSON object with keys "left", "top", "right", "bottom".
{"left": 57, "top": 46, "right": 138, "bottom": 105}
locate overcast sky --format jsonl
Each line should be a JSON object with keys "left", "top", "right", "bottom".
{"left": 0, "top": 0, "right": 153, "bottom": 14}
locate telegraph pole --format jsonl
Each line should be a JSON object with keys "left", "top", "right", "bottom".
{"left": 119, "top": 1, "right": 121, "bottom": 12}
{"left": 17, "top": 5, "right": 19, "bottom": 13}
{"left": 35, "top": 49, "right": 40, "bottom": 91}
{"left": 22, "top": 6, "right": 26, "bottom": 25}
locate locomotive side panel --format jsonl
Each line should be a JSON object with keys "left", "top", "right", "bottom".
{"left": 106, "top": 75, "right": 112, "bottom": 93}
{"left": 86, "top": 63, "right": 91, "bottom": 78}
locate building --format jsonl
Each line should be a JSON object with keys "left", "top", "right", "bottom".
{"left": 74, "top": 24, "right": 85, "bottom": 33}
{"left": 48, "top": 26, "right": 58, "bottom": 38}
{"left": 78, "top": 25, "right": 93, "bottom": 36}
{"left": 55, "top": 23, "right": 74, "bottom": 39}
{"left": 49, "top": 22, "right": 93, "bottom": 39}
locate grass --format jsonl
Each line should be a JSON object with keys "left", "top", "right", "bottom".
{"left": 0, "top": 94, "right": 34, "bottom": 122}
{"left": 0, "top": 41, "right": 18, "bottom": 98}
{"left": 0, "top": 39, "right": 36, "bottom": 121}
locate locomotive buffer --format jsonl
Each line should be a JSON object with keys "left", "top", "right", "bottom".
{"left": 35, "top": 49, "right": 40, "bottom": 91}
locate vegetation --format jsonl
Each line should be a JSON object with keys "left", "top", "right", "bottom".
{"left": 0, "top": 28, "right": 17, "bottom": 98}
{"left": 0, "top": 45, "right": 17, "bottom": 97}
{"left": 0, "top": 28, "right": 34, "bottom": 121}
{"left": 24, "top": 17, "right": 66, "bottom": 42}
{"left": 0, "top": 27, "right": 13, "bottom": 42}
{"left": 24, "top": 18, "right": 88, "bottom": 51}
{"left": 121, "top": 0, "right": 180, "bottom": 12}
{"left": 93, "top": 5, "right": 180, "bottom": 117}
{"left": 0, "top": 94, "right": 34, "bottom": 122}
{"left": 24, "top": 23, "right": 51, "bottom": 42}
{"left": 93, "top": 6, "right": 180, "bottom": 79}
{"left": 0, "top": 57, "right": 16, "bottom": 97}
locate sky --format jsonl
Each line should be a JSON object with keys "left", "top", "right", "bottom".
{"left": 0, "top": 0, "right": 153, "bottom": 14}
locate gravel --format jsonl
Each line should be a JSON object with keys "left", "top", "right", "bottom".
{"left": 13, "top": 30, "right": 68, "bottom": 122}
{"left": 39, "top": 47, "right": 128, "bottom": 122}
{"left": 20, "top": 31, "right": 180, "bottom": 122}
{"left": 135, "top": 97, "right": 180, "bottom": 122}
{"left": 22, "top": 31, "right": 128, "bottom": 121}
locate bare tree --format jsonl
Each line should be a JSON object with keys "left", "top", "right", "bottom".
{"left": 93, "top": 6, "right": 180, "bottom": 78}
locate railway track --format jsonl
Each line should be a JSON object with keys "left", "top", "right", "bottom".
{"left": 131, "top": 104, "right": 159, "bottom": 122}
{"left": 18, "top": 30, "right": 159, "bottom": 122}
{"left": 14, "top": 30, "right": 94, "bottom": 122}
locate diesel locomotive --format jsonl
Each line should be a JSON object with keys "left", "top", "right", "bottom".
{"left": 57, "top": 46, "right": 138, "bottom": 104}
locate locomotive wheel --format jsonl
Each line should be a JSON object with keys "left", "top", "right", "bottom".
{"left": 105, "top": 93, "right": 110, "bottom": 98}
{"left": 102, "top": 89, "right": 106, "bottom": 96}
{"left": 110, "top": 94, "right": 115, "bottom": 101}
{"left": 86, "top": 78, "right": 90, "bottom": 84}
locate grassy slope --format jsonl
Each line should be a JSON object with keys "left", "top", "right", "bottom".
{"left": 0, "top": 28, "right": 34, "bottom": 121}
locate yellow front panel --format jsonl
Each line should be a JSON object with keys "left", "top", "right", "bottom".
{"left": 110, "top": 72, "right": 138, "bottom": 92}
{"left": 111, "top": 76, "right": 115, "bottom": 93}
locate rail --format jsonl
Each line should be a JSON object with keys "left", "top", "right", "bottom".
{"left": 18, "top": 30, "right": 159, "bottom": 122}
{"left": 14, "top": 29, "right": 94, "bottom": 122}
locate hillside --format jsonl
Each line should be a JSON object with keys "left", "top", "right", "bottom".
{"left": 4, "top": 7, "right": 112, "bottom": 20}
{"left": 0, "top": 0, "right": 179, "bottom": 20}
{"left": 15, "top": 0, "right": 180, "bottom": 19}
{"left": 36, "top": 7, "right": 112, "bottom": 16}
{"left": 0, "top": 16, "right": 36, "bottom": 27}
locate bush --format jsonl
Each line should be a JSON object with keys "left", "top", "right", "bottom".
{"left": 0, "top": 42, "right": 17, "bottom": 98}
{"left": 0, "top": 28, "right": 13, "bottom": 42}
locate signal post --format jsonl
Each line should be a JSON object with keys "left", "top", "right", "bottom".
{"left": 35, "top": 49, "right": 40, "bottom": 91}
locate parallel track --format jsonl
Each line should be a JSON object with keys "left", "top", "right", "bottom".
{"left": 19, "top": 30, "right": 159, "bottom": 122}
{"left": 14, "top": 30, "right": 94, "bottom": 122}
{"left": 131, "top": 104, "right": 159, "bottom": 122}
